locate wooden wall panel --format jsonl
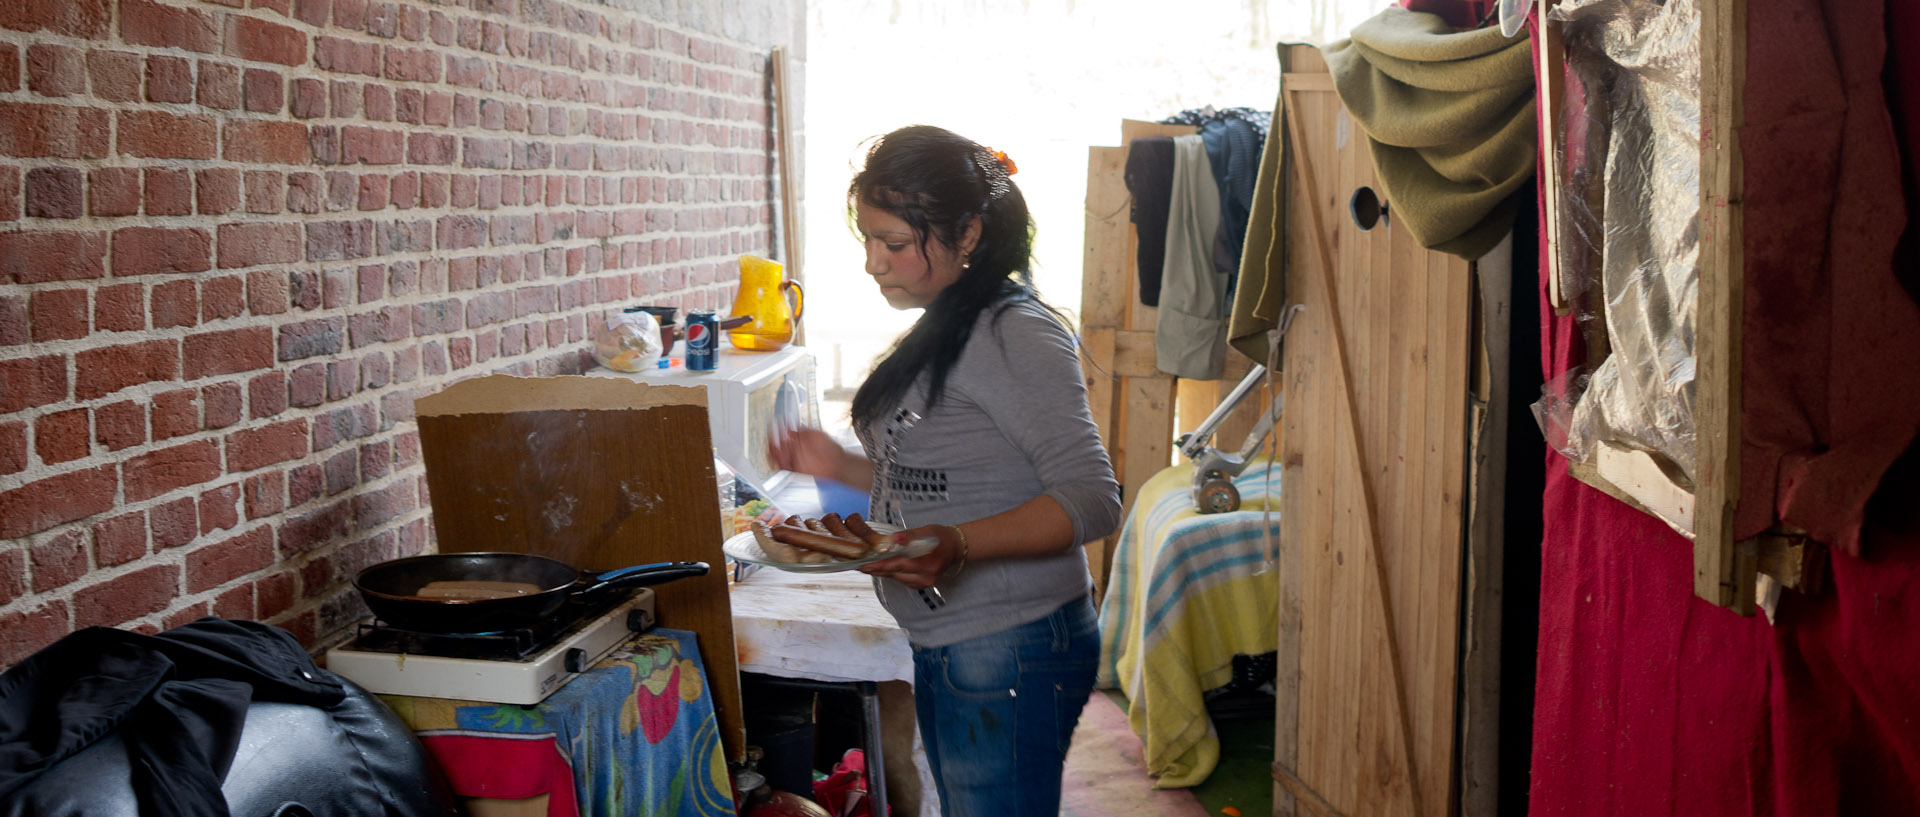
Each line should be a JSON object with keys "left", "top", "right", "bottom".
{"left": 1273, "top": 46, "right": 1472, "bottom": 817}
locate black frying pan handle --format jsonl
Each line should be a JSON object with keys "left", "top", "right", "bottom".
{"left": 581, "top": 561, "right": 710, "bottom": 594}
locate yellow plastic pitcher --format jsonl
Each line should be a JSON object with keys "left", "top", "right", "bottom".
{"left": 727, "top": 255, "right": 804, "bottom": 351}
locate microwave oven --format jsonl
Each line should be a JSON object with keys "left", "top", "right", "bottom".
{"left": 590, "top": 341, "right": 819, "bottom": 495}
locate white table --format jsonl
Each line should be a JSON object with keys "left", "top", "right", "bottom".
{"left": 727, "top": 479, "right": 936, "bottom": 817}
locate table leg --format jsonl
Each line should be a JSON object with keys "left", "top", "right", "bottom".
{"left": 856, "top": 681, "right": 888, "bottom": 817}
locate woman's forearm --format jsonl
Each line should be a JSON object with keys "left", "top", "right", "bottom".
{"left": 834, "top": 449, "right": 875, "bottom": 492}
{"left": 953, "top": 494, "right": 1078, "bottom": 561}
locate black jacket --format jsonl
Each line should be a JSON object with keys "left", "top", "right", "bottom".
{"left": 0, "top": 618, "right": 344, "bottom": 817}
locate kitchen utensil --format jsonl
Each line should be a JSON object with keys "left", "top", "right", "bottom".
{"left": 727, "top": 255, "right": 804, "bottom": 351}
{"left": 354, "top": 553, "right": 708, "bottom": 633}
{"left": 722, "top": 523, "right": 938, "bottom": 574}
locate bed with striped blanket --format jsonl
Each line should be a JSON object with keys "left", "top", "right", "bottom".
{"left": 1095, "top": 459, "right": 1280, "bottom": 789}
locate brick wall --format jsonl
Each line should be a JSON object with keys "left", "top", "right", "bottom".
{"left": 0, "top": 0, "right": 804, "bottom": 667}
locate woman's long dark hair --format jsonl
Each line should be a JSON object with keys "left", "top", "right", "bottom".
{"left": 848, "top": 125, "right": 1039, "bottom": 429}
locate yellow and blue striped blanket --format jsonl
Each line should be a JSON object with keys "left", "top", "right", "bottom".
{"left": 1096, "top": 460, "right": 1280, "bottom": 789}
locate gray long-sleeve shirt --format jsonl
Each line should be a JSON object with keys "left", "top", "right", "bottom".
{"left": 855, "top": 297, "right": 1121, "bottom": 648}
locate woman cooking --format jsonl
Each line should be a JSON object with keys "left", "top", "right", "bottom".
{"left": 768, "top": 125, "right": 1121, "bottom": 817}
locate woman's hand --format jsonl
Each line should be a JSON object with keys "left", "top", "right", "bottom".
{"left": 859, "top": 524, "right": 964, "bottom": 590}
{"left": 768, "top": 427, "right": 851, "bottom": 481}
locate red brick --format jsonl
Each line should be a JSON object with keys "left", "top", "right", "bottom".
{"left": 314, "top": 36, "right": 378, "bottom": 76}
{"left": 0, "top": 296, "right": 25, "bottom": 346}
{"left": 73, "top": 563, "right": 179, "bottom": 629}
{"left": 195, "top": 60, "right": 240, "bottom": 110}
{"left": 290, "top": 77, "right": 324, "bottom": 118}
{"left": 383, "top": 45, "right": 439, "bottom": 82}
{"left": 112, "top": 226, "right": 211, "bottom": 276}
{"left": 216, "top": 221, "right": 301, "bottom": 268}
{"left": 86, "top": 49, "right": 139, "bottom": 101}
{"left": 117, "top": 111, "right": 216, "bottom": 159}
{"left": 144, "top": 167, "right": 192, "bottom": 215}
{"left": 286, "top": 171, "right": 321, "bottom": 212}
{"left": 0, "top": 355, "right": 68, "bottom": 412}
{"left": 0, "top": 0, "right": 110, "bottom": 38}
{"left": 33, "top": 407, "right": 89, "bottom": 464}
{"left": 212, "top": 584, "right": 252, "bottom": 621}
{"left": 0, "top": 601, "right": 72, "bottom": 667}
{"left": 26, "top": 44, "right": 84, "bottom": 97}
{"left": 228, "top": 16, "right": 306, "bottom": 65}
{"left": 356, "top": 174, "right": 387, "bottom": 210}
{"left": 0, "top": 548, "right": 21, "bottom": 603}
{"left": 122, "top": 439, "right": 220, "bottom": 502}
{"left": 163, "top": 604, "right": 209, "bottom": 632}
{"left": 222, "top": 119, "right": 309, "bottom": 164}
{"left": 227, "top": 417, "right": 308, "bottom": 471}
{"left": 93, "top": 399, "right": 143, "bottom": 452}
{"left": 188, "top": 525, "right": 272, "bottom": 592}
{"left": 0, "top": 422, "right": 24, "bottom": 475}
{"left": 150, "top": 495, "right": 198, "bottom": 548}
{"left": 23, "top": 166, "right": 80, "bottom": 218}
{"left": 94, "top": 283, "right": 142, "bottom": 332}
{"left": 0, "top": 166, "right": 17, "bottom": 222}
{"left": 183, "top": 326, "right": 272, "bottom": 379}
{"left": 93, "top": 510, "right": 150, "bottom": 566}
{"left": 150, "top": 279, "right": 198, "bottom": 328}
{"left": 0, "top": 103, "right": 111, "bottom": 159}
{"left": 0, "top": 464, "right": 116, "bottom": 538}
{"left": 243, "top": 171, "right": 283, "bottom": 214}
{"left": 121, "top": 0, "right": 218, "bottom": 53}
{"left": 29, "top": 288, "right": 87, "bottom": 342}
{"left": 0, "top": 45, "right": 14, "bottom": 92}
{"left": 288, "top": 362, "right": 324, "bottom": 406}
{"left": 74, "top": 337, "right": 177, "bottom": 399}
{"left": 202, "top": 274, "right": 244, "bottom": 320}
{"left": 89, "top": 167, "right": 142, "bottom": 216}
{"left": 256, "top": 569, "right": 294, "bottom": 617}
{"left": 339, "top": 126, "right": 403, "bottom": 165}
{"left": 30, "top": 529, "right": 88, "bottom": 592}
{"left": 197, "top": 168, "right": 240, "bottom": 214}
{"left": 244, "top": 470, "right": 285, "bottom": 519}
{"left": 362, "top": 83, "right": 392, "bottom": 122}
{"left": 142, "top": 56, "right": 192, "bottom": 104}
{"left": 247, "top": 269, "right": 289, "bottom": 315}
{"left": 151, "top": 388, "right": 199, "bottom": 440}
{"left": 294, "top": 0, "right": 330, "bottom": 26}
{"left": 243, "top": 68, "right": 283, "bottom": 113}
{"left": 199, "top": 481, "right": 241, "bottom": 533}
{"left": 202, "top": 381, "right": 242, "bottom": 428}
{"left": 248, "top": 370, "right": 286, "bottom": 417}
{"left": 279, "top": 499, "right": 347, "bottom": 554}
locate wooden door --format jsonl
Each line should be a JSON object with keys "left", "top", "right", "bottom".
{"left": 1272, "top": 47, "right": 1473, "bottom": 817}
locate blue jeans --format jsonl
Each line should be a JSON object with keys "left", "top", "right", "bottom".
{"left": 912, "top": 598, "right": 1099, "bottom": 817}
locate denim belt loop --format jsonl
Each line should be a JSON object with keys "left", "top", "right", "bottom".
{"left": 1049, "top": 605, "right": 1070, "bottom": 652}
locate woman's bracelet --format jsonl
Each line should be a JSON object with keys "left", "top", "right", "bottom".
{"left": 944, "top": 524, "right": 969, "bottom": 580}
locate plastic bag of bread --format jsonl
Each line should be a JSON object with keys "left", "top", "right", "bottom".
{"left": 592, "top": 307, "right": 663, "bottom": 372}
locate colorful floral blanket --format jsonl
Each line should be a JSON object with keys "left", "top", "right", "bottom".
{"left": 380, "top": 628, "right": 733, "bottom": 817}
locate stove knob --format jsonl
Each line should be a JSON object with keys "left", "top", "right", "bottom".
{"left": 626, "top": 608, "right": 655, "bottom": 633}
{"left": 564, "top": 647, "right": 587, "bottom": 674}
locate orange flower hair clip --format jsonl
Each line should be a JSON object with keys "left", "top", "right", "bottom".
{"left": 990, "top": 149, "right": 1018, "bottom": 176}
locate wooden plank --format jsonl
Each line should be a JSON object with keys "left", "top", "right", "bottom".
{"left": 1280, "top": 72, "right": 1336, "bottom": 93}
{"left": 1275, "top": 762, "right": 1351, "bottom": 817}
{"left": 1111, "top": 328, "right": 1160, "bottom": 377}
{"left": 1536, "top": 2, "right": 1570, "bottom": 314}
{"left": 1121, "top": 118, "right": 1198, "bottom": 144}
{"left": 1081, "top": 327, "right": 1119, "bottom": 600}
{"left": 771, "top": 46, "right": 803, "bottom": 346}
{"left": 1693, "top": 0, "right": 1748, "bottom": 612}
{"left": 1083, "top": 147, "right": 1132, "bottom": 330}
{"left": 415, "top": 376, "right": 747, "bottom": 763}
{"left": 1118, "top": 375, "right": 1176, "bottom": 517}
{"left": 1284, "top": 85, "right": 1423, "bottom": 817}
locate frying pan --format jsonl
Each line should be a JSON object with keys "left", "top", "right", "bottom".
{"left": 354, "top": 553, "right": 710, "bottom": 634}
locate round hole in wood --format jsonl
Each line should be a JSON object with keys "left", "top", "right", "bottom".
{"left": 1349, "top": 186, "right": 1387, "bottom": 231}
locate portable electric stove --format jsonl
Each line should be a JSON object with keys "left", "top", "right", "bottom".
{"left": 325, "top": 588, "right": 657, "bottom": 705}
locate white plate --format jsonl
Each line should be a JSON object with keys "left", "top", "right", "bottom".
{"left": 723, "top": 522, "right": 937, "bottom": 573}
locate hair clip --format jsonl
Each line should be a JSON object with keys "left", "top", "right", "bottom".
{"left": 991, "top": 150, "right": 1018, "bottom": 176}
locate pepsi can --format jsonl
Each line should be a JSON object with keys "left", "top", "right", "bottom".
{"left": 685, "top": 310, "right": 718, "bottom": 370}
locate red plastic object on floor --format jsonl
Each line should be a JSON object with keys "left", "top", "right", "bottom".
{"left": 811, "top": 749, "right": 871, "bottom": 817}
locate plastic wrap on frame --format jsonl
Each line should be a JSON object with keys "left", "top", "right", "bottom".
{"left": 1535, "top": 0, "right": 1702, "bottom": 488}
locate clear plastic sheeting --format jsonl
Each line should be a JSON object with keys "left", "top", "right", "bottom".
{"left": 1538, "top": 0, "right": 1703, "bottom": 489}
